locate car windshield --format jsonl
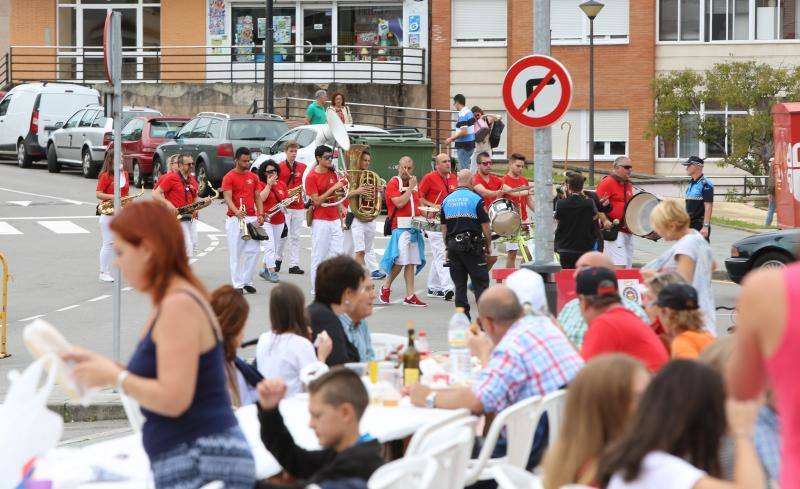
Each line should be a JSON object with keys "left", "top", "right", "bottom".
{"left": 150, "top": 120, "right": 186, "bottom": 138}
{"left": 122, "top": 110, "right": 161, "bottom": 126}
{"left": 227, "top": 120, "right": 288, "bottom": 142}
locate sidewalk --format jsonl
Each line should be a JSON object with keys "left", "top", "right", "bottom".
{"left": 47, "top": 386, "right": 126, "bottom": 422}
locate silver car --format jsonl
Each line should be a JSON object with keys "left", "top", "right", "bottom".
{"left": 46, "top": 105, "right": 161, "bottom": 178}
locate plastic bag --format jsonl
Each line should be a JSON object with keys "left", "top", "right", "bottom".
{"left": 0, "top": 354, "right": 63, "bottom": 489}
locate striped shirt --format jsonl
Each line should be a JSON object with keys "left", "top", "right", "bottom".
{"left": 472, "top": 316, "right": 584, "bottom": 414}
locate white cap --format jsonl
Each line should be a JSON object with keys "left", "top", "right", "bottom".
{"left": 505, "top": 269, "right": 548, "bottom": 316}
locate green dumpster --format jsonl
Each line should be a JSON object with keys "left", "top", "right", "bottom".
{"left": 347, "top": 135, "right": 436, "bottom": 183}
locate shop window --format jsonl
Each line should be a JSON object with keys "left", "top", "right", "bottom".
{"left": 338, "top": 6, "right": 403, "bottom": 60}
{"left": 232, "top": 7, "right": 296, "bottom": 63}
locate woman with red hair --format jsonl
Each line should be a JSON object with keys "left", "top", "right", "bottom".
{"left": 63, "top": 200, "right": 255, "bottom": 488}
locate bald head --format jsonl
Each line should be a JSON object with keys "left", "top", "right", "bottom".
{"left": 457, "top": 169, "right": 473, "bottom": 187}
{"left": 398, "top": 156, "right": 414, "bottom": 179}
{"left": 575, "top": 251, "right": 615, "bottom": 270}
{"left": 478, "top": 285, "right": 524, "bottom": 323}
{"left": 435, "top": 153, "right": 452, "bottom": 175}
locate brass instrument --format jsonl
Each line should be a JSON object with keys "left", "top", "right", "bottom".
{"left": 175, "top": 182, "right": 220, "bottom": 220}
{"left": 319, "top": 167, "right": 350, "bottom": 208}
{"left": 265, "top": 186, "right": 303, "bottom": 219}
{"left": 96, "top": 187, "right": 145, "bottom": 216}
{"left": 238, "top": 199, "right": 251, "bottom": 241}
{"left": 346, "top": 144, "right": 385, "bottom": 220}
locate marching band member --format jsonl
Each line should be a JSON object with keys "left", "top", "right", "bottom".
{"left": 306, "top": 145, "right": 346, "bottom": 296}
{"left": 221, "top": 147, "right": 264, "bottom": 294}
{"left": 502, "top": 153, "right": 534, "bottom": 268}
{"left": 596, "top": 156, "right": 635, "bottom": 268}
{"left": 276, "top": 140, "right": 306, "bottom": 275}
{"left": 343, "top": 150, "right": 382, "bottom": 272}
{"left": 257, "top": 159, "right": 287, "bottom": 284}
{"left": 378, "top": 156, "right": 427, "bottom": 307}
{"left": 419, "top": 153, "right": 457, "bottom": 300}
{"left": 472, "top": 151, "right": 508, "bottom": 270}
{"left": 152, "top": 153, "right": 208, "bottom": 257}
{"left": 95, "top": 148, "right": 129, "bottom": 283}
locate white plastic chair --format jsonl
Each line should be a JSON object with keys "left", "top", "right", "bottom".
{"left": 368, "top": 455, "right": 439, "bottom": 489}
{"left": 417, "top": 417, "right": 477, "bottom": 489}
{"left": 491, "top": 463, "right": 544, "bottom": 489}
{"left": 463, "top": 395, "right": 544, "bottom": 485}
{"left": 119, "top": 391, "right": 145, "bottom": 433}
{"left": 370, "top": 333, "right": 408, "bottom": 360}
{"left": 536, "top": 389, "right": 568, "bottom": 447}
{"left": 405, "top": 408, "right": 470, "bottom": 456}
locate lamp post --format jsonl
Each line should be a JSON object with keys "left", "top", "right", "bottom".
{"left": 580, "top": 0, "right": 603, "bottom": 186}
{"left": 263, "top": 0, "right": 274, "bottom": 113}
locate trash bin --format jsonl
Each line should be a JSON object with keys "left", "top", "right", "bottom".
{"left": 349, "top": 135, "right": 436, "bottom": 183}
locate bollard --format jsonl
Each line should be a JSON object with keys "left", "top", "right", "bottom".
{"left": 0, "top": 253, "right": 11, "bottom": 358}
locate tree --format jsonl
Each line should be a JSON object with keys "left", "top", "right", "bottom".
{"left": 649, "top": 61, "right": 800, "bottom": 176}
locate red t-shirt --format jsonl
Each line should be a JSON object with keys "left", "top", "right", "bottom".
{"left": 278, "top": 160, "right": 307, "bottom": 210}
{"left": 418, "top": 171, "right": 457, "bottom": 206}
{"left": 385, "top": 176, "right": 421, "bottom": 230}
{"left": 502, "top": 174, "right": 530, "bottom": 220}
{"left": 473, "top": 172, "right": 504, "bottom": 209}
{"left": 261, "top": 181, "right": 288, "bottom": 225}
{"left": 305, "top": 169, "right": 341, "bottom": 221}
{"left": 96, "top": 171, "right": 130, "bottom": 202}
{"left": 157, "top": 171, "right": 198, "bottom": 208}
{"left": 581, "top": 306, "right": 669, "bottom": 373}
{"left": 221, "top": 170, "right": 259, "bottom": 217}
{"left": 595, "top": 175, "right": 634, "bottom": 230}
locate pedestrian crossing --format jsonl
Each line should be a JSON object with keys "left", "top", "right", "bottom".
{"left": 0, "top": 219, "right": 222, "bottom": 236}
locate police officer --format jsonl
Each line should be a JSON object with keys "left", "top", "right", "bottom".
{"left": 440, "top": 169, "right": 492, "bottom": 318}
{"left": 683, "top": 155, "right": 714, "bottom": 241}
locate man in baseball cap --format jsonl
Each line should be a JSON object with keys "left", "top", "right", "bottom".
{"left": 683, "top": 155, "right": 714, "bottom": 241}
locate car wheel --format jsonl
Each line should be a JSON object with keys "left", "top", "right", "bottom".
{"left": 132, "top": 161, "right": 143, "bottom": 188}
{"left": 752, "top": 251, "right": 792, "bottom": 270}
{"left": 195, "top": 160, "right": 210, "bottom": 197}
{"left": 82, "top": 149, "right": 99, "bottom": 179}
{"left": 151, "top": 158, "right": 163, "bottom": 186}
{"left": 17, "top": 140, "right": 33, "bottom": 168}
{"left": 46, "top": 144, "right": 61, "bottom": 173}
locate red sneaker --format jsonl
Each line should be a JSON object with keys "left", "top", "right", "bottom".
{"left": 378, "top": 286, "right": 391, "bottom": 304}
{"left": 403, "top": 294, "right": 427, "bottom": 307}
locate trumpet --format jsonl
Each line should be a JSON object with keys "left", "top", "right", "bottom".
{"left": 175, "top": 183, "right": 220, "bottom": 220}
{"left": 238, "top": 199, "right": 251, "bottom": 241}
{"left": 96, "top": 188, "right": 145, "bottom": 216}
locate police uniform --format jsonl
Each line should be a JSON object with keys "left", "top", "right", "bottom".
{"left": 440, "top": 186, "right": 491, "bottom": 316}
{"left": 685, "top": 174, "right": 714, "bottom": 240}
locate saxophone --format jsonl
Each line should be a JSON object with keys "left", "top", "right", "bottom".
{"left": 346, "top": 144, "right": 384, "bottom": 220}
{"left": 175, "top": 182, "right": 220, "bottom": 220}
{"left": 96, "top": 188, "right": 145, "bottom": 216}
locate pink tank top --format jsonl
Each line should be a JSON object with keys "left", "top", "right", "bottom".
{"left": 765, "top": 263, "right": 800, "bottom": 488}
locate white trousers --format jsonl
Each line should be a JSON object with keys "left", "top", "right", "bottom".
{"left": 310, "top": 219, "right": 343, "bottom": 294}
{"left": 98, "top": 214, "right": 114, "bottom": 274}
{"left": 604, "top": 232, "right": 634, "bottom": 268}
{"left": 180, "top": 219, "right": 197, "bottom": 257}
{"left": 427, "top": 231, "right": 454, "bottom": 292}
{"left": 260, "top": 222, "right": 284, "bottom": 269}
{"left": 226, "top": 216, "right": 260, "bottom": 288}
{"left": 277, "top": 208, "right": 304, "bottom": 267}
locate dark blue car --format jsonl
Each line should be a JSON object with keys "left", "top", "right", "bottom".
{"left": 725, "top": 229, "right": 800, "bottom": 283}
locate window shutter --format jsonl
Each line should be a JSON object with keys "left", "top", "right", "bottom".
{"left": 552, "top": 110, "right": 584, "bottom": 159}
{"left": 551, "top": 0, "right": 584, "bottom": 42}
{"left": 594, "top": 110, "right": 628, "bottom": 142}
{"left": 452, "top": 0, "right": 508, "bottom": 44}
{"left": 593, "top": 0, "right": 629, "bottom": 38}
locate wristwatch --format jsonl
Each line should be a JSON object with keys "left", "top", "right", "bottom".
{"left": 425, "top": 391, "right": 437, "bottom": 409}
{"left": 703, "top": 223, "right": 711, "bottom": 228}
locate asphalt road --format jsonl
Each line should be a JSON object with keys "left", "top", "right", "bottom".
{"left": 0, "top": 160, "right": 747, "bottom": 395}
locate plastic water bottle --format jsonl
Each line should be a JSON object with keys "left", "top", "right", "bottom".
{"left": 448, "top": 308, "right": 472, "bottom": 384}
{"left": 416, "top": 331, "right": 430, "bottom": 358}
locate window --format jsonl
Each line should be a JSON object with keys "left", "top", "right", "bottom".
{"left": 659, "top": 0, "right": 800, "bottom": 40}
{"left": 656, "top": 104, "right": 748, "bottom": 159}
{"left": 121, "top": 119, "right": 138, "bottom": 140}
{"left": 206, "top": 119, "right": 223, "bottom": 139}
{"left": 452, "top": 0, "right": 508, "bottom": 46}
{"left": 338, "top": 6, "right": 403, "bottom": 60}
{"left": 150, "top": 120, "right": 186, "bottom": 138}
{"left": 594, "top": 110, "right": 629, "bottom": 156}
{"left": 64, "top": 110, "right": 84, "bottom": 129}
{"left": 296, "top": 129, "right": 318, "bottom": 147}
{"left": 0, "top": 96, "right": 12, "bottom": 117}
{"left": 121, "top": 118, "right": 144, "bottom": 140}
{"left": 552, "top": 110, "right": 629, "bottom": 160}
{"left": 231, "top": 7, "right": 296, "bottom": 63}
{"left": 551, "top": 0, "right": 630, "bottom": 44}
{"left": 79, "top": 110, "right": 97, "bottom": 127}
{"left": 271, "top": 129, "right": 299, "bottom": 152}
{"left": 190, "top": 118, "right": 212, "bottom": 138}
{"left": 227, "top": 120, "right": 289, "bottom": 142}
{"left": 176, "top": 119, "right": 197, "bottom": 139}
{"left": 91, "top": 112, "right": 109, "bottom": 128}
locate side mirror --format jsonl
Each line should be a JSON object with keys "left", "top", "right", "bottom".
{"left": 165, "top": 131, "right": 176, "bottom": 139}
{"left": 55, "top": 121, "right": 64, "bottom": 129}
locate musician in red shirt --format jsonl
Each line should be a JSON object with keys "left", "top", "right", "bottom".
{"left": 595, "top": 156, "right": 635, "bottom": 268}
{"left": 472, "top": 151, "right": 509, "bottom": 271}
{"left": 379, "top": 156, "right": 427, "bottom": 307}
{"left": 95, "top": 149, "right": 130, "bottom": 283}
{"left": 502, "top": 153, "right": 534, "bottom": 268}
{"left": 419, "top": 153, "right": 458, "bottom": 300}
{"left": 276, "top": 140, "right": 307, "bottom": 275}
{"left": 305, "top": 145, "right": 346, "bottom": 295}
{"left": 152, "top": 153, "right": 208, "bottom": 257}
{"left": 221, "top": 147, "right": 264, "bottom": 294}
{"left": 256, "top": 159, "right": 288, "bottom": 283}
{"left": 342, "top": 150, "right": 386, "bottom": 280}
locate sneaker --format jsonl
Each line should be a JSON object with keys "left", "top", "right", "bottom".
{"left": 288, "top": 266, "right": 305, "bottom": 275}
{"left": 378, "top": 286, "right": 391, "bottom": 304}
{"left": 426, "top": 289, "right": 445, "bottom": 298}
{"left": 258, "top": 269, "right": 269, "bottom": 281}
{"left": 444, "top": 290, "right": 455, "bottom": 301}
{"left": 98, "top": 272, "right": 114, "bottom": 283}
{"left": 275, "top": 260, "right": 282, "bottom": 273}
{"left": 268, "top": 271, "right": 280, "bottom": 283}
{"left": 371, "top": 270, "right": 387, "bottom": 280}
{"left": 403, "top": 295, "right": 427, "bottom": 307}
{"left": 243, "top": 285, "right": 257, "bottom": 294}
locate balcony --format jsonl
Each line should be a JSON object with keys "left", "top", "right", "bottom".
{"left": 4, "top": 44, "right": 426, "bottom": 86}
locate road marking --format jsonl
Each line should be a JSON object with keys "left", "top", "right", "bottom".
{"left": 195, "top": 221, "right": 221, "bottom": 233}
{"left": 0, "top": 215, "right": 96, "bottom": 220}
{"left": 0, "top": 222, "right": 22, "bottom": 235}
{"left": 18, "top": 314, "right": 45, "bottom": 322}
{"left": 38, "top": 220, "right": 91, "bottom": 234}
{"left": 7, "top": 200, "right": 32, "bottom": 207}
{"left": 204, "top": 246, "right": 214, "bottom": 252}
{"left": 88, "top": 294, "right": 111, "bottom": 302}
{"left": 56, "top": 304, "right": 80, "bottom": 312}
{"left": 197, "top": 252, "right": 207, "bottom": 257}
{"left": 374, "top": 248, "right": 385, "bottom": 255}
{"left": 0, "top": 186, "right": 90, "bottom": 205}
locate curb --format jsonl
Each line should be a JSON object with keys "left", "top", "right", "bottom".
{"left": 48, "top": 400, "right": 126, "bottom": 423}
{"left": 633, "top": 263, "right": 731, "bottom": 282}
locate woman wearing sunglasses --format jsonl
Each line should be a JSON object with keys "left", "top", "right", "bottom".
{"left": 257, "top": 159, "right": 287, "bottom": 283}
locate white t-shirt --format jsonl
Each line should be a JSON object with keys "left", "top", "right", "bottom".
{"left": 608, "top": 451, "right": 706, "bottom": 489}
{"left": 256, "top": 331, "right": 317, "bottom": 397}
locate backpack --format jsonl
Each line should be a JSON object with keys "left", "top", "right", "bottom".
{"left": 489, "top": 119, "right": 505, "bottom": 149}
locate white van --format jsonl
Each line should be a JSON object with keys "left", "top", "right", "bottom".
{"left": 0, "top": 83, "right": 100, "bottom": 168}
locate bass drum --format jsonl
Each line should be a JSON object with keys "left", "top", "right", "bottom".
{"left": 623, "top": 192, "right": 661, "bottom": 241}
{"left": 488, "top": 198, "right": 521, "bottom": 237}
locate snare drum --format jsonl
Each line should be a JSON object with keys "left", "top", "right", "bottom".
{"left": 411, "top": 217, "right": 442, "bottom": 232}
{"left": 488, "top": 198, "right": 521, "bottom": 237}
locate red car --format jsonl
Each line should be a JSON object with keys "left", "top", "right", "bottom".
{"left": 121, "top": 116, "right": 189, "bottom": 187}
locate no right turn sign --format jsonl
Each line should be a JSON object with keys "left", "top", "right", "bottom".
{"left": 502, "top": 55, "right": 573, "bottom": 128}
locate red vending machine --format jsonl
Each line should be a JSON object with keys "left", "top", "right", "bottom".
{"left": 772, "top": 103, "right": 800, "bottom": 229}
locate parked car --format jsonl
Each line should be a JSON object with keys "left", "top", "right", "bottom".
{"left": 46, "top": 105, "right": 164, "bottom": 178}
{"left": 120, "top": 116, "right": 190, "bottom": 187}
{"left": 0, "top": 82, "right": 100, "bottom": 167}
{"left": 724, "top": 229, "right": 800, "bottom": 283}
{"left": 119, "top": 106, "right": 163, "bottom": 127}
{"left": 153, "top": 112, "right": 288, "bottom": 196}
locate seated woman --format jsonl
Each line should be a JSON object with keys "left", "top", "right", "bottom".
{"left": 655, "top": 283, "right": 715, "bottom": 359}
{"left": 309, "top": 256, "right": 375, "bottom": 366}
{"left": 542, "top": 354, "right": 650, "bottom": 488}
{"left": 257, "top": 282, "right": 332, "bottom": 397}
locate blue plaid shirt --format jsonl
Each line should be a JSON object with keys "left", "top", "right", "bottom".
{"left": 558, "top": 297, "right": 650, "bottom": 348}
{"left": 338, "top": 313, "right": 375, "bottom": 362}
{"left": 720, "top": 405, "right": 781, "bottom": 482}
{"left": 472, "top": 316, "right": 584, "bottom": 414}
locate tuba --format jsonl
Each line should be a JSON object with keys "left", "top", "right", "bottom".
{"left": 346, "top": 144, "right": 385, "bottom": 220}
{"left": 96, "top": 188, "right": 145, "bottom": 216}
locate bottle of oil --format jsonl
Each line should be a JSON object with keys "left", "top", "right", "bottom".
{"left": 403, "top": 322, "right": 421, "bottom": 386}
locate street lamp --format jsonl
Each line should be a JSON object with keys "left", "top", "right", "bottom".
{"left": 580, "top": 0, "right": 603, "bottom": 186}
{"left": 263, "top": 0, "right": 274, "bottom": 114}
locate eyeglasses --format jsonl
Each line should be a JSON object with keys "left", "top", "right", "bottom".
{"left": 181, "top": 162, "right": 194, "bottom": 167}
{"left": 265, "top": 169, "right": 277, "bottom": 174}
{"left": 620, "top": 165, "right": 633, "bottom": 170}
{"left": 479, "top": 161, "right": 492, "bottom": 166}
{"left": 322, "top": 155, "right": 333, "bottom": 160}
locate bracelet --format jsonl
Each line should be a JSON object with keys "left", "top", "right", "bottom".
{"left": 116, "top": 369, "right": 130, "bottom": 394}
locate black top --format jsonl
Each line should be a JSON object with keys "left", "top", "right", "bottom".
{"left": 685, "top": 175, "right": 714, "bottom": 226}
{"left": 555, "top": 194, "right": 598, "bottom": 253}
{"left": 440, "top": 187, "right": 490, "bottom": 237}
{"left": 308, "top": 302, "right": 360, "bottom": 366}
{"left": 258, "top": 407, "right": 384, "bottom": 489}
